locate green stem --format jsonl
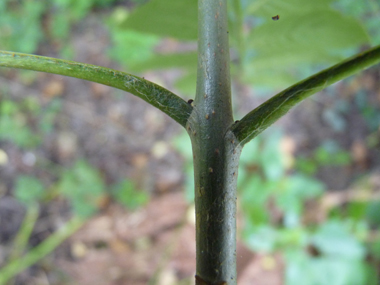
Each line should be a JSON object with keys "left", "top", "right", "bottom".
{"left": 190, "top": 0, "right": 240, "bottom": 284}
{"left": 0, "top": 51, "right": 192, "bottom": 127}
{"left": 231, "top": 44, "right": 380, "bottom": 145}
{"left": 0, "top": 216, "right": 84, "bottom": 285}
{"left": 8, "top": 203, "right": 40, "bottom": 262}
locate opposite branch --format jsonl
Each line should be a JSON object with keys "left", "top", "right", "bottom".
{"left": 0, "top": 51, "right": 192, "bottom": 127}
{"left": 232, "top": 44, "right": 380, "bottom": 145}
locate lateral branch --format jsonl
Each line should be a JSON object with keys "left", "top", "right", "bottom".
{"left": 231, "top": 44, "right": 380, "bottom": 145}
{"left": 0, "top": 51, "right": 192, "bottom": 127}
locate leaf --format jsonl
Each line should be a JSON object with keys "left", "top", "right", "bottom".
{"left": 239, "top": 175, "right": 273, "bottom": 226}
{"left": 275, "top": 175, "right": 324, "bottom": 227}
{"left": 57, "top": 160, "right": 105, "bottom": 217}
{"left": 0, "top": 1, "right": 45, "bottom": 53}
{"left": 129, "top": 52, "right": 197, "bottom": 72}
{"left": 259, "top": 130, "right": 285, "bottom": 180}
{"left": 248, "top": 0, "right": 334, "bottom": 18}
{"left": 121, "top": 0, "right": 198, "bottom": 40}
{"left": 312, "top": 221, "right": 366, "bottom": 259}
{"left": 0, "top": 114, "right": 40, "bottom": 148}
{"left": 14, "top": 176, "right": 45, "bottom": 204}
{"left": 244, "top": 8, "right": 369, "bottom": 87}
{"left": 243, "top": 225, "right": 278, "bottom": 252}
{"left": 308, "top": 258, "right": 367, "bottom": 285}
{"left": 111, "top": 179, "right": 148, "bottom": 209}
{"left": 107, "top": 28, "right": 159, "bottom": 69}
{"left": 239, "top": 136, "right": 261, "bottom": 166}
{"left": 249, "top": 10, "right": 369, "bottom": 62}
{"left": 285, "top": 249, "right": 369, "bottom": 285}
{"left": 174, "top": 70, "right": 197, "bottom": 97}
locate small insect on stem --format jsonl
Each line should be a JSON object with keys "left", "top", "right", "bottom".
{"left": 272, "top": 15, "right": 280, "bottom": 21}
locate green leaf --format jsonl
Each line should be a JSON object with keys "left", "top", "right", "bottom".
{"left": 129, "top": 52, "right": 197, "bottom": 72}
{"left": 309, "top": 258, "right": 367, "bottom": 285}
{"left": 249, "top": 10, "right": 369, "bottom": 61}
{"left": 259, "top": 131, "right": 285, "bottom": 180}
{"left": 285, "top": 249, "right": 369, "bottom": 285}
{"left": 239, "top": 137, "right": 260, "bottom": 166}
{"left": 239, "top": 175, "right": 273, "bottom": 226}
{"left": 0, "top": 1, "right": 45, "bottom": 53}
{"left": 111, "top": 179, "right": 148, "bottom": 210}
{"left": 1, "top": 100, "right": 18, "bottom": 115}
{"left": 366, "top": 201, "right": 380, "bottom": 226}
{"left": 174, "top": 70, "right": 197, "bottom": 97}
{"left": 312, "top": 221, "right": 366, "bottom": 259}
{"left": 248, "top": 0, "right": 333, "bottom": 18}
{"left": 0, "top": 114, "right": 40, "bottom": 148}
{"left": 275, "top": 175, "right": 324, "bottom": 227}
{"left": 243, "top": 225, "right": 278, "bottom": 252}
{"left": 14, "top": 176, "right": 45, "bottom": 204}
{"left": 171, "top": 132, "right": 194, "bottom": 201}
{"left": 108, "top": 28, "right": 159, "bottom": 69}
{"left": 346, "top": 202, "right": 368, "bottom": 221}
{"left": 57, "top": 160, "right": 105, "bottom": 217}
{"left": 286, "top": 175, "right": 325, "bottom": 200}
{"left": 121, "top": 0, "right": 198, "bottom": 40}
{"left": 244, "top": 8, "right": 369, "bottom": 87}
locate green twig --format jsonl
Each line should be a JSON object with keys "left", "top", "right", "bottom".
{"left": 0, "top": 51, "right": 192, "bottom": 127}
{"left": 231, "top": 44, "right": 380, "bottom": 145}
{"left": 0, "top": 216, "right": 84, "bottom": 285}
{"left": 8, "top": 203, "right": 40, "bottom": 262}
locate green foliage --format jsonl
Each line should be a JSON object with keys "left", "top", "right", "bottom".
{"left": 172, "top": 131, "right": 195, "bottom": 202}
{"left": 0, "top": 1, "right": 45, "bottom": 53}
{"left": 239, "top": 130, "right": 324, "bottom": 232}
{"left": 242, "top": 0, "right": 369, "bottom": 87}
{"left": 312, "top": 221, "right": 365, "bottom": 258}
{"left": 296, "top": 141, "right": 351, "bottom": 175}
{"left": 245, "top": 10, "right": 368, "bottom": 80}
{"left": 107, "top": 7, "right": 160, "bottom": 70}
{"left": 365, "top": 201, "right": 380, "bottom": 227}
{"left": 111, "top": 179, "right": 148, "bottom": 210}
{"left": 14, "top": 175, "right": 45, "bottom": 205}
{"left": 285, "top": 249, "right": 369, "bottom": 285}
{"left": 57, "top": 160, "right": 105, "bottom": 218}
{"left": 0, "top": 0, "right": 118, "bottom": 54}
{"left": 237, "top": 130, "right": 377, "bottom": 284}
{"left": 108, "top": 0, "right": 370, "bottom": 94}
{"left": 121, "top": 0, "right": 198, "bottom": 41}
{"left": 285, "top": 220, "right": 373, "bottom": 285}
{"left": 0, "top": 97, "right": 61, "bottom": 149}
{"left": 333, "top": 0, "right": 380, "bottom": 44}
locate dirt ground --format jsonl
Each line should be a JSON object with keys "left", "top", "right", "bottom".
{"left": 0, "top": 13, "right": 379, "bottom": 285}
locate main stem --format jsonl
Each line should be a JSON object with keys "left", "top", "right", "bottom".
{"left": 188, "top": 0, "right": 241, "bottom": 284}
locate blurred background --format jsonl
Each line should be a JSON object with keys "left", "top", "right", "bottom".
{"left": 0, "top": 0, "right": 379, "bottom": 284}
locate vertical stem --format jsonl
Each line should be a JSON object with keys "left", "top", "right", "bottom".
{"left": 188, "top": 0, "right": 241, "bottom": 284}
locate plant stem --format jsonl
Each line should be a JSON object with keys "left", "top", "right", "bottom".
{"left": 0, "top": 51, "right": 192, "bottom": 127}
{"left": 8, "top": 203, "right": 39, "bottom": 262}
{"left": 0, "top": 216, "right": 84, "bottom": 285}
{"left": 231, "top": 44, "right": 380, "bottom": 145}
{"left": 189, "top": 0, "right": 241, "bottom": 284}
